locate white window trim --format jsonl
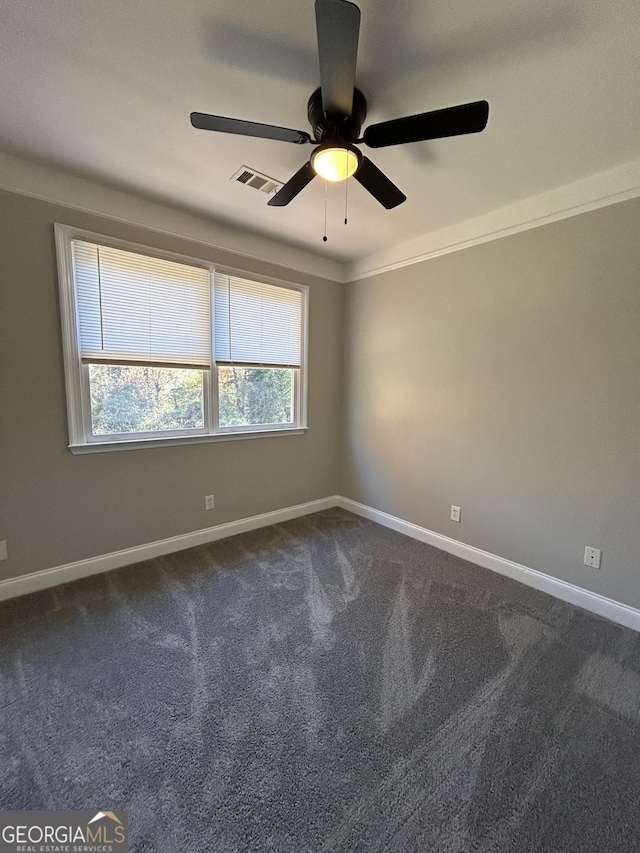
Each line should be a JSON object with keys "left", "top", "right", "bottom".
{"left": 55, "top": 224, "right": 309, "bottom": 453}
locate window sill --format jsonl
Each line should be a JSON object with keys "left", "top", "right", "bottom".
{"left": 68, "top": 427, "right": 308, "bottom": 454}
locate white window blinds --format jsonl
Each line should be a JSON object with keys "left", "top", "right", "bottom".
{"left": 72, "top": 240, "right": 212, "bottom": 369}
{"left": 214, "top": 274, "right": 302, "bottom": 367}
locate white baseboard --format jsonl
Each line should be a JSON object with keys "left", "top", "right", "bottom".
{"left": 0, "top": 496, "right": 339, "bottom": 602}
{"left": 3, "top": 494, "right": 639, "bottom": 634}
{"left": 335, "top": 497, "right": 640, "bottom": 633}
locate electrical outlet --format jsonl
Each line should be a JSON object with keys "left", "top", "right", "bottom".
{"left": 205, "top": 495, "right": 215, "bottom": 511}
{"left": 450, "top": 505, "right": 461, "bottom": 523}
{"left": 584, "top": 546, "right": 601, "bottom": 569}
{"left": 0, "top": 540, "right": 6, "bottom": 561}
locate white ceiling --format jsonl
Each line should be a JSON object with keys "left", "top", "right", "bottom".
{"left": 1, "top": 0, "right": 639, "bottom": 264}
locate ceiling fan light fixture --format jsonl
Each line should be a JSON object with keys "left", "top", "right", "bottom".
{"left": 311, "top": 144, "right": 361, "bottom": 182}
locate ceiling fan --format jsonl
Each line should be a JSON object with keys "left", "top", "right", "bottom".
{"left": 191, "top": 0, "right": 489, "bottom": 210}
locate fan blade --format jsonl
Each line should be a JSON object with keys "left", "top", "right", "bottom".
{"left": 190, "top": 113, "right": 311, "bottom": 144}
{"left": 315, "top": 0, "right": 360, "bottom": 116}
{"left": 268, "top": 162, "right": 316, "bottom": 206}
{"left": 364, "top": 100, "right": 489, "bottom": 148}
{"left": 354, "top": 157, "right": 406, "bottom": 209}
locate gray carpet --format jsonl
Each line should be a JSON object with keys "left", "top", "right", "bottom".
{"left": 1, "top": 509, "right": 640, "bottom": 852}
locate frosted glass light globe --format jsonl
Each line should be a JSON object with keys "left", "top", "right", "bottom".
{"left": 312, "top": 147, "right": 360, "bottom": 182}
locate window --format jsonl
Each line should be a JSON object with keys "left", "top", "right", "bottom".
{"left": 55, "top": 225, "right": 308, "bottom": 451}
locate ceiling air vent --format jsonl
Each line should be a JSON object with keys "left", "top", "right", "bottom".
{"left": 230, "top": 166, "right": 283, "bottom": 195}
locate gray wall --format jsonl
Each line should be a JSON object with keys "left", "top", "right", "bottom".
{"left": 2, "top": 183, "right": 639, "bottom": 611}
{"left": 342, "top": 198, "right": 640, "bottom": 608}
{"left": 0, "top": 190, "right": 343, "bottom": 578}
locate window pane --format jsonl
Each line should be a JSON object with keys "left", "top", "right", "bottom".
{"left": 88, "top": 364, "right": 204, "bottom": 435}
{"left": 218, "top": 366, "right": 293, "bottom": 427}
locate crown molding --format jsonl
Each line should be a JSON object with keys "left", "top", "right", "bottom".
{"left": 3, "top": 150, "right": 640, "bottom": 286}
{"left": 0, "top": 150, "right": 343, "bottom": 283}
{"left": 348, "top": 157, "right": 640, "bottom": 282}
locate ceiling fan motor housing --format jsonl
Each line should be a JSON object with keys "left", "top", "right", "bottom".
{"left": 307, "top": 87, "right": 367, "bottom": 143}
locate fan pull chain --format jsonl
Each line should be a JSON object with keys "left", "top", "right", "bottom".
{"left": 323, "top": 180, "right": 328, "bottom": 242}
{"left": 344, "top": 150, "right": 349, "bottom": 225}
{"left": 344, "top": 182, "right": 349, "bottom": 225}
